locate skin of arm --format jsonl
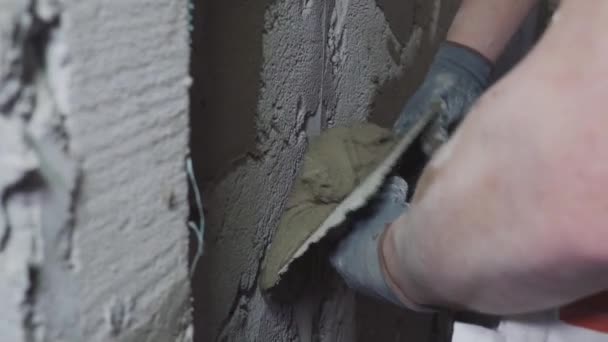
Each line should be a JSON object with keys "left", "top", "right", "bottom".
{"left": 447, "top": 0, "right": 540, "bottom": 62}
{"left": 381, "top": 0, "right": 608, "bottom": 315}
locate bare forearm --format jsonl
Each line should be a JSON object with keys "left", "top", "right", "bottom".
{"left": 383, "top": 0, "right": 608, "bottom": 315}
{"left": 448, "top": 0, "right": 539, "bottom": 62}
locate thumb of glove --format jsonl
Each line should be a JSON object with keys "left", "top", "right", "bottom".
{"left": 330, "top": 176, "right": 408, "bottom": 307}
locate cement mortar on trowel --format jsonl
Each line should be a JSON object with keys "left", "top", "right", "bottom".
{"left": 260, "top": 110, "right": 437, "bottom": 295}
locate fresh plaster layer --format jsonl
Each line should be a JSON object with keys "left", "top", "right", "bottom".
{"left": 191, "top": 0, "right": 458, "bottom": 341}
{"left": 64, "top": 0, "right": 193, "bottom": 340}
{"left": 0, "top": 1, "right": 192, "bottom": 341}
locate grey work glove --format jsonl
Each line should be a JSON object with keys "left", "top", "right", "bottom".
{"left": 394, "top": 41, "right": 492, "bottom": 155}
{"left": 330, "top": 42, "right": 492, "bottom": 309}
{"left": 330, "top": 177, "right": 412, "bottom": 308}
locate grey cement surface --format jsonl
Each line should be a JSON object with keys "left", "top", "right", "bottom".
{"left": 190, "top": 0, "right": 459, "bottom": 341}
{"left": 0, "top": 1, "right": 192, "bottom": 341}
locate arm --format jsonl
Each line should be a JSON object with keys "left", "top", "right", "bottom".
{"left": 447, "top": 0, "right": 539, "bottom": 62}
{"left": 382, "top": 0, "right": 608, "bottom": 315}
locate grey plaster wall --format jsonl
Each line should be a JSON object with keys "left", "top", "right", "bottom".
{"left": 0, "top": 1, "right": 192, "bottom": 341}
{"left": 190, "top": 0, "right": 459, "bottom": 341}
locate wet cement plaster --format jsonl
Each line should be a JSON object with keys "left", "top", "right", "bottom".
{"left": 1, "top": 0, "right": 193, "bottom": 341}
{"left": 190, "top": 0, "right": 459, "bottom": 341}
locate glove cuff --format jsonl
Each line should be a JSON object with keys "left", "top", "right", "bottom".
{"left": 433, "top": 41, "right": 493, "bottom": 90}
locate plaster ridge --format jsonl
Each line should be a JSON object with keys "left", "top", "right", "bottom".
{"left": 22, "top": 2, "right": 82, "bottom": 340}
{"left": 0, "top": 2, "right": 69, "bottom": 340}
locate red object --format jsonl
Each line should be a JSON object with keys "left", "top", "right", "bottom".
{"left": 560, "top": 291, "right": 608, "bottom": 333}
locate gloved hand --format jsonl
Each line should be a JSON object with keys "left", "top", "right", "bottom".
{"left": 330, "top": 42, "right": 492, "bottom": 309}
{"left": 394, "top": 42, "right": 492, "bottom": 155}
{"left": 330, "top": 177, "right": 416, "bottom": 308}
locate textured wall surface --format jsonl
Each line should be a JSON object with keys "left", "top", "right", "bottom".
{"left": 190, "top": 0, "right": 459, "bottom": 341}
{"left": 0, "top": 1, "right": 192, "bottom": 341}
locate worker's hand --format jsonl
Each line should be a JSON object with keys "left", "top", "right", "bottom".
{"left": 394, "top": 42, "right": 492, "bottom": 154}
{"left": 330, "top": 177, "right": 423, "bottom": 309}
{"left": 329, "top": 42, "right": 492, "bottom": 309}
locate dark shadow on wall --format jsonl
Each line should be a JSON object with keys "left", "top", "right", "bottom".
{"left": 188, "top": 0, "right": 270, "bottom": 340}
{"left": 189, "top": 0, "right": 269, "bottom": 186}
{"left": 355, "top": 295, "right": 446, "bottom": 342}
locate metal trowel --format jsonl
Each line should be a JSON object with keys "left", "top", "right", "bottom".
{"left": 259, "top": 109, "right": 438, "bottom": 300}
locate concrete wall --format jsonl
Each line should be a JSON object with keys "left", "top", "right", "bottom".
{"left": 190, "top": 0, "right": 459, "bottom": 341}
{"left": 0, "top": 1, "right": 192, "bottom": 341}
